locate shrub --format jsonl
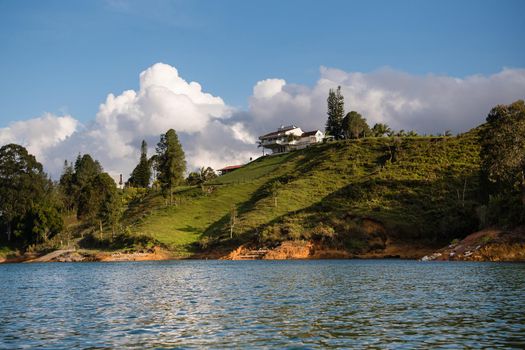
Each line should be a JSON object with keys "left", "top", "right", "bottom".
{"left": 260, "top": 226, "right": 283, "bottom": 244}
{"left": 310, "top": 223, "right": 336, "bottom": 242}
{"left": 281, "top": 221, "right": 304, "bottom": 240}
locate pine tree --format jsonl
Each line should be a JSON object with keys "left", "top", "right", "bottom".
{"left": 59, "top": 160, "right": 75, "bottom": 212}
{"left": 127, "top": 140, "right": 152, "bottom": 188}
{"left": 156, "top": 129, "right": 186, "bottom": 205}
{"left": 325, "top": 86, "right": 345, "bottom": 139}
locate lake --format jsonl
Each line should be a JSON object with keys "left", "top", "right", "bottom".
{"left": 0, "top": 260, "right": 524, "bottom": 348}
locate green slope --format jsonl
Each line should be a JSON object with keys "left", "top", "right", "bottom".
{"left": 128, "top": 131, "right": 481, "bottom": 256}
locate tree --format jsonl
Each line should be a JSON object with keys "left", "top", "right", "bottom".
{"left": 156, "top": 129, "right": 186, "bottom": 205}
{"left": 186, "top": 167, "right": 217, "bottom": 189}
{"left": 94, "top": 173, "right": 120, "bottom": 237}
{"left": 480, "top": 100, "right": 525, "bottom": 217}
{"left": 325, "top": 86, "right": 345, "bottom": 139}
{"left": 0, "top": 144, "right": 50, "bottom": 241}
{"left": 74, "top": 154, "right": 102, "bottom": 188}
{"left": 342, "top": 111, "right": 370, "bottom": 139}
{"left": 19, "top": 205, "right": 63, "bottom": 245}
{"left": 371, "top": 123, "right": 391, "bottom": 137}
{"left": 59, "top": 160, "right": 75, "bottom": 212}
{"left": 186, "top": 171, "right": 200, "bottom": 186}
{"left": 127, "top": 140, "right": 152, "bottom": 188}
{"left": 58, "top": 154, "right": 103, "bottom": 219}
{"left": 77, "top": 172, "right": 120, "bottom": 237}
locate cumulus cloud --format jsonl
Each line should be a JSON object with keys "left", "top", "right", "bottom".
{"left": 36, "top": 63, "right": 256, "bottom": 179}
{"left": 2, "top": 63, "right": 524, "bottom": 180}
{"left": 0, "top": 113, "right": 78, "bottom": 164}
{"left": 243, "top": 66, "right": 525, "bottom": 137}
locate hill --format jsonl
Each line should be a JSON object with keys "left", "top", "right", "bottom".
{"left": 118, "top": 130, "right": 482, "bottom": 259}
{"left": 1, "top": 130, "right": 485, "bottom": 262}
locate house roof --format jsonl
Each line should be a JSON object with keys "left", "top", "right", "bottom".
{"left": 259, "top": 125, "right": 299, "bottom": 139}
{"left": 301, "top": 130, "right": 321, "bottom": 137}
{"left": 218, "top": 165, "right": 243, "bottom": 171}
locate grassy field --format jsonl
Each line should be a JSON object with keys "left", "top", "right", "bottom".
{"left": 122, "top": 130, "right": 481, "bottom": 256}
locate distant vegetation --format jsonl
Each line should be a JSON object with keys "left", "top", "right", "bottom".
{"left": 0, "top": 97, "right": 524, "bottom": 259}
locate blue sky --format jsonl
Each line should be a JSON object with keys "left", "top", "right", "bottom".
{"left": 1, "top": 0, "right": 524, "bottom": 126}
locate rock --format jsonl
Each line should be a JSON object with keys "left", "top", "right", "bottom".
{"left": 55, "top": 252, "right": 85, "bottom": 262}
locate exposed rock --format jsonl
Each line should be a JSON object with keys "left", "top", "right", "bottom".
{"left": 223, "top": 238, "right": 433, "bottom": 260}
{"left": 54, "top": 252, "right": 87, "bottom": 262}
{"left": 263, "top": 241, "right": 312, "bottom": 260}
{"left": 95, "top": 246, "right": 172, "bottom": 262}
{"left": 421, "top": 227, "right": 525, "bottom": 262}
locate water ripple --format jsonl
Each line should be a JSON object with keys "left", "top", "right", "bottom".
{"left": 0, "top": 260, "right": 524, "bottom": 348}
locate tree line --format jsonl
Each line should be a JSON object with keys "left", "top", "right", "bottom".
{"left": 0, "top": 128, "right": 217, "bottom": 248}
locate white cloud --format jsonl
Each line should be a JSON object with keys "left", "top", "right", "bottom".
{"left": 42, "top": 62, "right": 256, "bottom": 179}
{"left": 2, "top": 63, "right": 524, "bottom": 181}
{"left": 0, "top": 113, "right": 78, "bottom": 164}
{"left": 242, "top": 66, "right": 525, "bottom": 137}
{"left": 253, "top": 79, "right": 286, "bottom": 99}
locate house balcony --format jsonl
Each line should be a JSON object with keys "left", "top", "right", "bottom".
{"left": 260, "top": 138, "right": 298, "bottom": 147}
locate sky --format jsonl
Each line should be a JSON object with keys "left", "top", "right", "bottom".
{"left": 0, "top": 0, "right": 524, "bottom": 179}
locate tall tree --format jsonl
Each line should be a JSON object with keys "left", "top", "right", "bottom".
{"left": 0, "top": 144, "right": 50, "bottom": 241}
{"left": 127, "top": 140, "right": 152, "bottom": 188}
{"left": 20, "top": 205, "right": 63, "bottom": 245}
{"left": 480, "top": 100, "right": 525, "bottom": 218}
{"left": 325, "top": 86, "right": 345, "bottom": 139}
{"left": 58, "top": 154, "right": 102, "bottom": 218}
{"left": 342, "top": 111, "right": 371, "bottom": 139}
{"left": 77, "top": 172, "right": 120, "bottom": 237}
{"left": 73, "top": 154, "right": 102, "bottom": 191}
{"left": 59, "top": 160, "right": 76, "bottom": 212}
{"left": 156, "top": 129, "right": 186, "bottom": 204}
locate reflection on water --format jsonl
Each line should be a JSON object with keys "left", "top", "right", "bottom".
{"left": 0, "top": 260, "right": 524, "bottom": 348}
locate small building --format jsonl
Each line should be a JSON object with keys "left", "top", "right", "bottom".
{"left": 258, "top": 125, "right": 324, "bottom": 154}
{"left": 217, "top": 164, "right": 243, "bottom": 175}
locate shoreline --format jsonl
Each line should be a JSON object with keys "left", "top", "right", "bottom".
{"left": 3, "top": 255, "right": 525, "bottom": 264}
{"left": 2, "top": 226, "right": 524, "bottom": 264}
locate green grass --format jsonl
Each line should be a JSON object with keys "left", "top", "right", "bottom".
{"left": 133, "top": 181, "right": 265, "bottom": 255}
{"left": 122, "top": 131, "right": 482, "bottom": 255}
{"left": 208, "top": 152, "right": 291, "bottom": 185}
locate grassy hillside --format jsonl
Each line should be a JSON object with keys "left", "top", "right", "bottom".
{"left": 123, "top": 130, "right": 481, "bottom": 257}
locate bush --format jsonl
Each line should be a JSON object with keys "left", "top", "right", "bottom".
{"left": 310, "top": 223, "right": 336, "bottom": 242}
{"left": 281, "top": 221, "right": 304, "bottom": 240}
{"left": 260, "top": 226, "right": 283, "bottom": 244}
{"left": 79, "top": 230, "right": 159, "bottom": 251}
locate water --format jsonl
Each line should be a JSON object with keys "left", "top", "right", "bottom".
{"left": 0, "top": 260, "right": 524, "bottom": 349}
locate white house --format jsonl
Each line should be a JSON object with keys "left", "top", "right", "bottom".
{"left": 258, "top": 125, "right": 324, "bottom": 154}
